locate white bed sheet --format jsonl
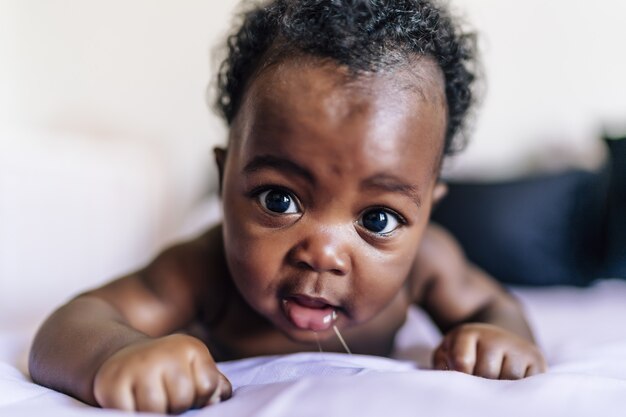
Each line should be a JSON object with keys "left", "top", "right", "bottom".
{"left": 2, "top": 280, "right": 626, "bottom": 417}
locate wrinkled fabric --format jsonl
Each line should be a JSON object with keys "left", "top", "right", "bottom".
{"left": 2, "top": 280, "right": 626, "bottom": 417}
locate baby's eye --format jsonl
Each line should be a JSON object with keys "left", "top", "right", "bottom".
{"left": 359, "top": 209, "right": 402, "bottom": 235}
{"left": 258, "top": 189, "right": 299, "bottom": 214}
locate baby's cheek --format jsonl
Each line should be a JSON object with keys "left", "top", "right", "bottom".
{"left": 227, "top": 234, "right": 285, "bottom": 299}
{"left": 352, "top": 259, "right": 409, "bottom": 316}
{"left": 230, "top": 243, "right": 271, "bottom": 283}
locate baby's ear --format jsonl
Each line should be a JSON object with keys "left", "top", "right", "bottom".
{"left": 214, "top": 147, "right": 227, "bottom": 195}
{"left": 432, "top": 182, "right": 448, "bottom": 205}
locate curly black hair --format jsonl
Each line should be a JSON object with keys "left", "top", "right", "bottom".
{"left": 215, "top": 0, "right": 477, "bottom": 155}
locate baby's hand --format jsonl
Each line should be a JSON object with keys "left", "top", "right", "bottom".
{"left": 93, "top": 334, "right": 232, "bottom": 414}
{"left": 432, "top": 323, "right": 546, "bottom": 379}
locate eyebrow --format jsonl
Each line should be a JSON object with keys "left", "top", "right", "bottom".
{"left": 243, "top": 155, "right": 316, "bottom": 184}
{"left": 360, "top": 174, "right": 422, "bottom": 208}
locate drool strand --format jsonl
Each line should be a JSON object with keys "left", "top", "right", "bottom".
{"left": 333, "top": 325, "right": 352, "bottom": 355}
{"left": 314, "top": 331, "right": 323, "bottom": 353}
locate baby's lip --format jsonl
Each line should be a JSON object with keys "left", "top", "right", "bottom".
{"left": 281, "top": 294, "right": 340, "bottom": 331}
{"left": 287, "top": 294, "right": 338, "bottom": 309}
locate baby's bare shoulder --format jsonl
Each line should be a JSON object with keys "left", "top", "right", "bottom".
{"left": 419, "top": 223, "right": 465, "bottom": 257}
{"left": 408, "top": 223, "right": 468, "bottom": 300}
{"left": 84, "top": 224, "right": 229, "bottom": 336}
{"left": 146, "top": 224, "right": 230, "bottom": 314}
{"left": 149, "top": 224, "right": 224, "bottom": 286}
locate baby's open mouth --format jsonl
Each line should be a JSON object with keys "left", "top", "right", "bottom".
{"left": 281, "top": 295, "right": 338, "bottom": 331}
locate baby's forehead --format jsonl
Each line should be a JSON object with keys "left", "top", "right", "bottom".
{"left": 248, "top": 55, "right": 445, "bottom": 113}
{"left": 237, "top": 56, "right": 447, "bottom": 140}
{"left": 232, "top": 57, "right": 448, "bottom": 179}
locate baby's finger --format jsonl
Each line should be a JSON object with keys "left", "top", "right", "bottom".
{"left": 499, "top": 355, "right": 527, "bottom": 380}
{"left": 432, "top": 345, "right": 449, "bottom": 370}
{"left": 163, "top": 366, "right": 195, "bottom": 414}
{"left": 525, "top": 351, "right": 548, "bottom": 377}
{"left": 217, "top": 373, "right": 233, "bottom": 401}
{"left": 446, "top": 332, "right": 477, "bottom": 374}
{"left": 524, "top": 363, "right": 543, "bottom": 377}
{"left": 474, "top": 342, "right": 504, "bottom": 379}
{"left": 191, "top": 357, "right": 220, "bottom": 409}
{"left": 134, "top": 377, "right": 167, "bottom": 414}
{"left": 205, "top": 373, "right": 234, "bottom": 406}
{"left": 94, "top": 377, "right": 135, "bottom": 412}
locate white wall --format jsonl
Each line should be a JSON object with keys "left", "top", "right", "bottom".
{"left": 449, "top": 0, "right": 626, "bottom": 178}
{"left": 0, "top": 0, "right": 239, "bottom": 209}
{"left": 1, "top": 0, "right": 625, "bottom": 181}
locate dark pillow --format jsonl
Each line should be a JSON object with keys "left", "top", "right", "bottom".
{"left": 603, "top": 136, "right": 626, "bottom": 278}
{"left": 431, "top": 168, "right": 609, "bottom": 286}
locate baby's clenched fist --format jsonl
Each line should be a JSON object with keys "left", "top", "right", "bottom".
{"left": 432, "top": 323, "right": 546, "bottom": 379}
{"left": 93, "top": 334, "right": 231, "bottom": 414}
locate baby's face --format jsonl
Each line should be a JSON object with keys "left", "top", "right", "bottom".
{"left": 217, "top": 57, "right": 447, "bottom": 343}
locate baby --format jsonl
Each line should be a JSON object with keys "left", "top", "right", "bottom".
{"left": 29, "top": 0, "right": 546, "bottom": 414}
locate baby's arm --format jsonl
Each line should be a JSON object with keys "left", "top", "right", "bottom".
{"left": 29, "top": 226, "right": 231, "bottom": 413}
{"left": 412, "top": 224, "right": 546, "bottom": 379}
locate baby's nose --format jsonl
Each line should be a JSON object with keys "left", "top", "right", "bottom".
{"left": 288, "top": 231, "right": 351, "bottom": 276}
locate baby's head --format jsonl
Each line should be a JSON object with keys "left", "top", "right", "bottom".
{"left": 214, "top": 0, "right": 476, "bottom": 342}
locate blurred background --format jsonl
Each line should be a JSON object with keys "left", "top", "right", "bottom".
{"left": 1, "top": 0, "right": 625, "bottom": 323}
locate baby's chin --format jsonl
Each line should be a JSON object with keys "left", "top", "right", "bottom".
{"left": 278, "top": 325, "right": 341, "bottom": 349}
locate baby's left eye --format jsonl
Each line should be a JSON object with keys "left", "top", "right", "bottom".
{"left": 359, "top": 209, "right": 402, "bottom": 235}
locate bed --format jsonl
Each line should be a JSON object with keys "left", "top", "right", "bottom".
{"left": 2, "top": 279, "right": 626, "bottom": 417}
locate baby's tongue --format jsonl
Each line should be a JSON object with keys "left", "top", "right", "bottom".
{"left": 283, "top": 298, "right": 336, "bottom": 331}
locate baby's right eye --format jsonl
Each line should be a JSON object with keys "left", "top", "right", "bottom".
{"left": 258, "top": 189, "right": 300, "bottom": 214}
